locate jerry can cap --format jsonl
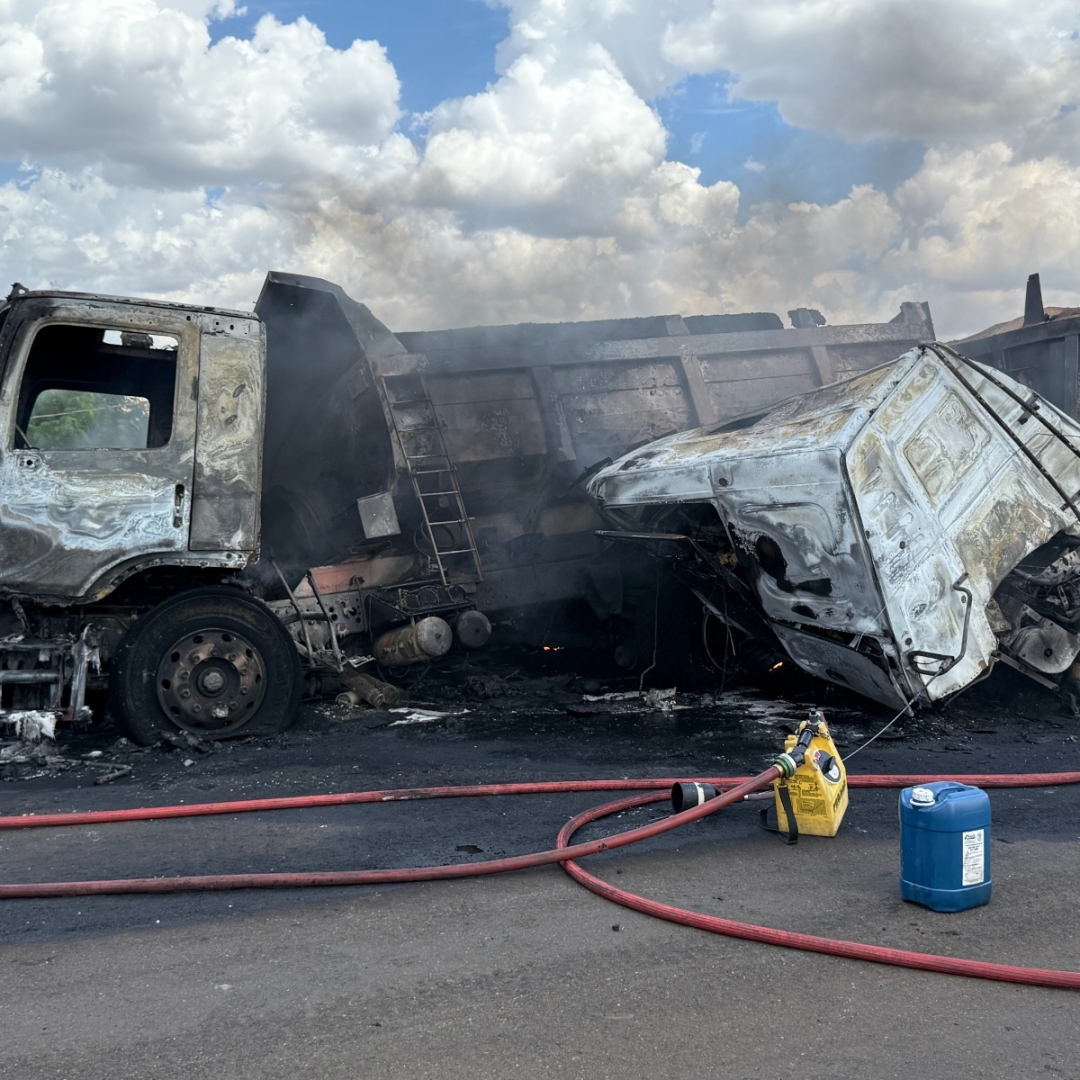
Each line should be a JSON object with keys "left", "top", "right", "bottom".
{"left": 910, "top": 786, "right": 936, "bottom": 806}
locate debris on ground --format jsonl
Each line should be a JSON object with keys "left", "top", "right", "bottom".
{"left": 337, "top": 669, "right": 408, "bottom": 709}
{"left": 643, "top": 687, "right": 680, "bottom": 711}
{"left": 158, "top": 730, "right": 214, "bottom": 754}
{"left": 388, "top": 707, "right": 470, "bottom": 727}
{"left": 94, "top": 764, "right": 133, "bottom": 785}
{"left": 570, "top": 687, "right": 687, "bottom": 716}
{"left": 0, "top": 711, "right": 58, "bottom": 742}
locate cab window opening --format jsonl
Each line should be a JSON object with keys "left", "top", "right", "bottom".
{"left": 14, "top": 324, "right": 179, "bottom": 450}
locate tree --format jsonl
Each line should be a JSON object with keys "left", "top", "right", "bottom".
{"left": 27, "top": 390, "right": 150, "bottom": 449}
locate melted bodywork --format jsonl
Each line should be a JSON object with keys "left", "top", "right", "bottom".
{"left": 587, "top": 344, "right": 1080, "bottom": 711}
{"left": 0, "top": 291, "right": 261, "bottom": 602}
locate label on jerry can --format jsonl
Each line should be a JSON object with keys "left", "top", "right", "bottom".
{"left": 961, "top": 828, "right": 985, "bottom": 886}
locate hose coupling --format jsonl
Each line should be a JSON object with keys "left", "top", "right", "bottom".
{"left": 671, "top": 781, "right": 719, "bottom": 812}
{"left": 774, "top": 752, "right": 799, "bottom": 779}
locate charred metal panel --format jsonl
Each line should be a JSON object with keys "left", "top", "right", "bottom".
{"left": 528, "top": 365, "right": 577, "bottom": 462}
{"left": 589, "top": 345, "right": 1080, "bottom": 711}
{"left": 425, "top": 370, "right": 548, "bottom": 462}
{"left": 848, "top": 364, "right": 982, "bottom": 703}
{"left": 725, "top": 453, "right": 880, "bottom": 631}
{"left": 0, "top": 296, "right": 204, "bottom": 602}
{"left": 189, "top": 315, "right": 264, "bottom": 551}
{"left": 555, "top": 360, "right": 695, "bottom": 468}
{"left": 699, "top": 351, "right": 820, "bottom": 418}
{"left": 955, "top": 275, "right": 1080, "bottom": 418}
{"left": 256, "top": 271, "right": 408, "bottom": 469}
{"left": 851, "top": 352, "right": 1080, "bottom": 701}
{"left": 772, "top": 625, "right": 908, "bottom": 707}
{"left": 357, "top": 491, "right": 401, "bottom": 539}
{"left": 386, "top": 307, "right": 934, "bottom": 478}
{"left": 255, "top": 273, "right": 401, "bottom": 572}
{"left": 578, "top": 316, "right": 934, "bottom": 373}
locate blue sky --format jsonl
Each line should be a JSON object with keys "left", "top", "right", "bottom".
{"left": 212, "top": 1, "right": 508, "bottom": 115}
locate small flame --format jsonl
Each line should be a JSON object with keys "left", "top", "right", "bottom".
{"left": 770, "top": 661, "right": 784, "bottom": 671}
{"left": 543, "top": 645, "right": 564, "bottom": 653}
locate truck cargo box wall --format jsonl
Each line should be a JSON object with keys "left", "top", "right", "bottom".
{"left": 255, "top": 273, "right": 403, "bottom": 573}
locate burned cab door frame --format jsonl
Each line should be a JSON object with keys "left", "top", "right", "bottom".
{"left": 0, "top": 297, "right": 200, "bottom": 601}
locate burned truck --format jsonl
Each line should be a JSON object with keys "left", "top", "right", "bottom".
{"left": 587, "top": 342, "right": 1080, "bottom": 713}
{"left": 0, "top": 273, "right": 936, "bottom": 742}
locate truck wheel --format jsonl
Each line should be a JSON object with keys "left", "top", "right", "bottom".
{"left": 110, "top": 587, "right": 302, "bottom": 746}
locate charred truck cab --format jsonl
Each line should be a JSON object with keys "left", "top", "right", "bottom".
{"left": 0, "top": 284, "right": 301, "bottom": 742}
{"left": 588, "top": 344, "right": 1080, "bottom": 713}
{"left": 0, "top": 274, "right": 940, "bottom": 743}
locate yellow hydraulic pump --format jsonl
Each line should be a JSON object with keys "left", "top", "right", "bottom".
{"left": 773, "top": 711, "right": 848, "bottom": 838}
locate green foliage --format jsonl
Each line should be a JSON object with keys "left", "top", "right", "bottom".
{"left": 27, "top": 390, "right": 150, "bottom": 450}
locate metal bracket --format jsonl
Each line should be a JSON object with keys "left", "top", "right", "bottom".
{"left": 906, "top": 575, "right": 973, "bottom": 677}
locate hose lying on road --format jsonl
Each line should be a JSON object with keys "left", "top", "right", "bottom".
{"left": 2, "top": 771, "right": 1076, "bottom": 830}
{"left": 556, "top": 791, "right": 1080, "bottom": 991}
{"left": 3, "top": 768, "right": 1080, "bottom": 989}
{"left": 0, "top": 770, "right": 775, "bottom": 896}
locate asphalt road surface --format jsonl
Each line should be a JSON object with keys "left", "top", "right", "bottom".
{"left": 3, "top": 659, "right": 1080, "bottom": 1079}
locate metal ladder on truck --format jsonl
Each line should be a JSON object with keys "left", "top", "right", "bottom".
{"left": 381, "top": 374, "right": 484, "bottom": 588}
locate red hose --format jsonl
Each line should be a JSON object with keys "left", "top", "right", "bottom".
{"left": 4, "top": 767, "right": 1080, "bottom": 988}
{"left": 5, "top": 771, "right": 1077, "bottom": 831}
{"left": 556, "top": 793, "right": 1080, "bottom": 991}
{"left": 0, "top": 769, "right": 778, "bottom": 899}
{"left": 0, "top": 779, "right": 711, "bottom": 830}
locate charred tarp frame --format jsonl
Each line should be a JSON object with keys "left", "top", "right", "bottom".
{"left": 587, "top": 344, "right": 1080, "bottom": 711}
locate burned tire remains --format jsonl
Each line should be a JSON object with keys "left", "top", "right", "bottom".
{"left": 110, "top": 587, "right": 302, "bottom": 745}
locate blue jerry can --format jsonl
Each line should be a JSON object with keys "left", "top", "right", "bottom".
{"left": 899, "top": 781, "right": 991, "bottom": 912}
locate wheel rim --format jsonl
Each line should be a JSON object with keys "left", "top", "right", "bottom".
{"left": 156, "top": 627, "right": 267, "bottom": 736}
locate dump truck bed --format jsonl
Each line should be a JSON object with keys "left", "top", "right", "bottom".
{"left": 254, "top": 273, "right": 938, "bottom": 639}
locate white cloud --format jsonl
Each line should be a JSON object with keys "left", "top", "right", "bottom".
{"left": 0, "top": 166, "right": 302, "bottom": 300}
{"left": 0, "top": 0, "right": 1077, "bottom": 345}
{"left": 662, "top": 0, "right": 1080, "bottom": 154}
{"left": 0, "top": 0, "right": 402, "bottom": 186}
{"left": 416, "top": 46, "right": 667, "bottom": 231}
{"left": 489, "top": 1, "right": 1080, "bottom": 154}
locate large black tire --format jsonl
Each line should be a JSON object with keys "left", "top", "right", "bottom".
{"left": 109, "top": 587, "right": 302, "bottom": 746}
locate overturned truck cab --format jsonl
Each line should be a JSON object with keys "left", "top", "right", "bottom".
{"left": 587, "top": 343, "right": 1080, "bottom": 712}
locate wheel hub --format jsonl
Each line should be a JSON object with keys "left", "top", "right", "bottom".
{"left": 156, "top": 628, "right": 267, "bottom": 735}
